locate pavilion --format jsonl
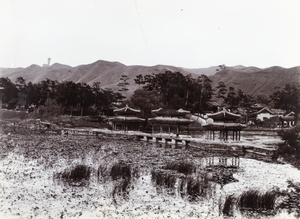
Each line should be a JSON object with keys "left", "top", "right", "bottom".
{"left": 203, "top": 122, "right": 246, "bottom": 141}
{"left": 148, "top": 108, "right": 193, "bottom": 136}
{"left": 109, "top": 105, "right": 145, "bottom": 131}
{"left": 203, "top": 109, "right": 246, "bottom": 141}
{"left": 280, "top": 111, "right": 296, "bottom": 127}
{"left": 206, "top": 109, "right": 241, "bottom": 123}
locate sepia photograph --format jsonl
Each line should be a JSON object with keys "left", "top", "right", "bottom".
{"left": 0, "top": 0, "right": 300, "bottom": 218}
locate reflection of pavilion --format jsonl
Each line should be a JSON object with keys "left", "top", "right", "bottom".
{"left": 203, "top": 110, "right": 246, "bottom": 141}
{"left": 110, "top": 105, "right": 145, "bottom": 131}
{"left": 148, "top": 108, "right": 193, "bottom": 136}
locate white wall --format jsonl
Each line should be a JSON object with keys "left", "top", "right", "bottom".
{"left": 257, "top": 113, "right": 274, "bottom": 121}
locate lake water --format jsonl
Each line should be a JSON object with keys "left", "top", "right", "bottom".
{"left": 0, "top": 133, "right": 299, "bottom": 218}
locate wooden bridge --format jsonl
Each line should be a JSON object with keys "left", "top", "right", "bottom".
{"left": 135, "top": 133, "right": 191, "bottom": 147}
{"left": 4, "top": 125, "right": 276, "bottom": 162}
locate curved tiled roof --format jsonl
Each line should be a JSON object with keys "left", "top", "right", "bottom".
{"left": 202, "top": 122, "right": 246, "bottom": 130}
{"left": 109, "top": 116, "right": 145, "bottom": 122}
{"left": 113, "top": 105, "right": 141, "bottom": 116}
{"left": 255, "top": 107, "right": 274, "bottom": 115}
{"left": 207, "top": 110, "right": 241, "bottom": 120}
{"left": 151, "top": 108, "right": 190, "bottom": 117}
{"left": 148, "top": 117, "right": 193, "bottom": 125}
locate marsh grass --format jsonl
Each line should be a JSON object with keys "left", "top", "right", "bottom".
{"left": 238, "top": 190, "right": 277, "bottom": 213}
{"left": 57, "top": 164, "right": 91, "bottom": 186}
{"left": 164, "top": 161, "right": 196, "bottom": 175}
{"left": 185, "top": 175, "right": 209, "bottom": 201}
{"left": 278, "top": 180, "right": 300, "bottom": 217}
{"left": 152, "top": 166, "right": 209, "bottom": 201}
{"left": 109, "top": 161, "right": 140, "bottom": 204}
{"left": 151, "top": 170, "right": 177, "bottom": 191}
{"left": 222, "top": 195, "right": 236, "bottom": 216}
{"left": 112, "top": 178, "right": 131, "bottom": 204}
{"left": 111, "top": 162, "right": 131, "bottom": 180}
{"left": 97, "top": 165, "right": 110, "bottom": 182}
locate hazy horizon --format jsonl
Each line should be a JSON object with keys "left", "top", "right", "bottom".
{"left": 1, "top": 0, "right": 299, "bottom": 69}
{"left": 1, "top": 59, "right": 300, "bottom": 70}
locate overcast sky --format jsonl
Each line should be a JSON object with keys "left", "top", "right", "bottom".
{"left": 0, "top": 0, "right": 299, "bottom": 69}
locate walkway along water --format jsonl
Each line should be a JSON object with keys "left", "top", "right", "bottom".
{"left": 3, "top": 125, "right": 277, "bottom": 162}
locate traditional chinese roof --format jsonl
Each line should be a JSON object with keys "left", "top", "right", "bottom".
{"left": 255, "top": 107, "right": 274, "bottom": 115}
{"left": 148, "top": 117, "right": 193, "bottom": 125}
{"left": 285, "top": 111, "right": 295, "bottom": 117}
{"left": 114, "top": 105, "right": 141, "bottom": 116}
{"left": 271, "top": 108, "right": 286, "bottom": 116}
{"left": 206, "top": 110, "right": 241, "bottom": 121}
{"left": 151, "top": 108, "right": 191, "bottom": 117}
{"left": 109, "top": 116, "right": 145, "bottom": 123}
{"left": 151, "top": 108, "right": 163, "bottom": 113}
{"left": 177, "top": 108, "right": 191, "bottom": 115}
{"left": 281, "top": 111, "right": 295, "bottom": 121}
{"left": 281, "top": 116, "right": 295, "bottom": 121}
{"left": 202, "top": 122, "right": 247, "bottom": 131}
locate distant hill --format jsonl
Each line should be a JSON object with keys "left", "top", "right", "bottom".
{"left": 210, "top": 66, "right": 300, "bottom": 96}
{"left": 0, "top": 60, "right": 299, "bottom": 97}
{"left": 0, "top": 60, "right": 197, "bottom": 95}
{"left": 179, "top": 66, "right": 219, "bottom": 76}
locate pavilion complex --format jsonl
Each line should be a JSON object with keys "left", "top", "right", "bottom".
{"left": 254, "top": 107, "right": 275, "bottom": 121}
{"left": 203, "top": 110, "right": 246, "bottom": 141}
{"left": 109, "top": 105, "right": 145, "bottom": 131}
{"left": 148, "top": 108, "right": 193, "bottom": 136}
{"left": 281, "top": 111, "right": 296, "bottom": 127}
{"left": 206, "top": 110, "right": 242, "bottom": 123}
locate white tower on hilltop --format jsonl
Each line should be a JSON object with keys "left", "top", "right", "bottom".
{"left": 43, "top": 57, "right": 51, "bottom": 67}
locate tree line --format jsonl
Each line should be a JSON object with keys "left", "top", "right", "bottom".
{"left": 130, "top": 71, "right": 299, "bottom": 115}
{"left": 1, "top": 72, "right": 299, "bottom": 119}
{"left": 0, "top": 77, "right": 123, "bottom": 116}
{"left": 132, "top": 71, "right": 213, "bottom": 113}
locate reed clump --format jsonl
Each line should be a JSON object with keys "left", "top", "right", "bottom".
{"left": 185, "top": 175, "right": 209, "bottom": 201}
{"left": 222, "top": 195, "right": 236, "bottom": 216}
{"left": 151, "top": 169, "right": 176, "bottom": 189}
{"left": 110, "top": 162, "right": 132, "bottom": 180}
{"left": 58, "top": 164, "right": 91, "bottom": 186}
{"left": 109, "top": 161, "right": 140, "bottom": 204}
{"left": 164, "top": 161, "right": 196, "bottom": 175}
{"left": 238, "top": 190, "right": 277, "bottom": 212}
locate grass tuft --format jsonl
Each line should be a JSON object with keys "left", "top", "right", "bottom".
{"left": 186, "top": 177, "right": 201, "bottom": 201}
{"left": 238, "top": 190, "right": 277, "bottom": 212}
{"left": 222, "top": 195, "right": 236, "bottom": 216}
{"left": 58, "top": 164, "right": 91, "bottom": 186}
{"left": 151, "top": 169, "right": 177, "bottom": 194}
{"left": 110, "top": 162, "right": 131, "bottom": 180}
{"left": 185, "top": 174, "right": 209, "bottom": 201}
{"left": 164, "top": 161, "right": 196, "bottom": 175}
{"left": 97, "top": 165, "right": 110, "bottom": 182}
{"left": 109, "top": 161, "right": 139, "bottom": 204}
{"left": 112, "top": 178, "right": 131, "bottom": 204}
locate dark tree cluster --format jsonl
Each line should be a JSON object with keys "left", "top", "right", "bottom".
{"left": 0, "top": 77, "right": 122, "bottom": 116}
{"left": 132, "top": 71, "right": 214, "bottom": 113}
{"left": 215, "top": 81, "right": 255, "bottom": 108}
{"left": 270, "top": 84, "right": 300, "bottom": 114}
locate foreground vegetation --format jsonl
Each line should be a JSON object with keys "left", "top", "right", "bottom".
{"left": 275, "top": 126, "right": 300, "bottom": 169}
{"left": 0, "top": 132, "right": 300, "bottom": 218}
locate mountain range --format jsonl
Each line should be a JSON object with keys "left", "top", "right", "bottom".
{"left": 0, "top": 60, "right": 299, "bottom": 97}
